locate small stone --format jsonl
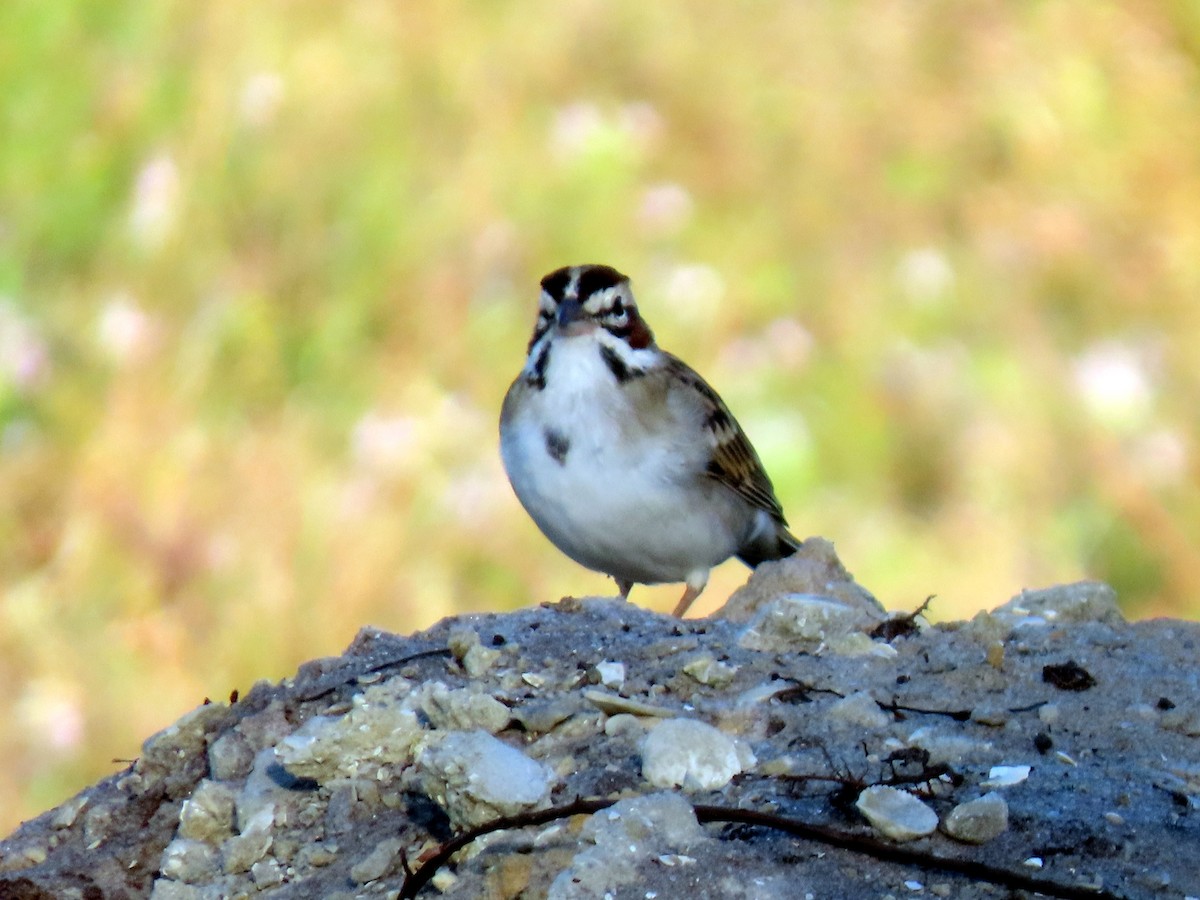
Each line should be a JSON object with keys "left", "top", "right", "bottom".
{"left": 448, "top": 627, "right": 502, "bottom": 676}
{"left": 593, "top": 660, "right": 626, "bottom": 689}
{"left": 138, "top": 702, "right": 231, "bottom": 800}
{"left": 350, "top": 837, "right": 404, "bottom": 884}
{"left": 251, "top": 857, "right": 284, "bottom": 889}
{"left": 942, "top": 792, "right": 1009, "bottom": 844}
{"left": 208, "top": 732, "right": 255, "bottom": 782}
{"left": 149, "top": 882, "right": 212, "bottom": 900}
{"left": 49, "top": 794, "right": 89, "bottom": 830}
{"left": 548, "top": 793, "right": 706, "bottom": 899}
{"left": 828, "top": 691, "right": 890, "bottom": 730}
{"left": 995, "top": 582, "right": 1124, "bottom": 626}
{"left": 855, "top": 786, "right": 938, "bottom": 842}
{"left": 418, "top": 682, "right": 512, "bottom": 733}
{"left": 970, "top": 706, "right": 1009, "bottom": 727}
{"left": 604, "top": 713, "right": 648, "bottom": 737}
{"left": 583, "top": 689, "right": 675, "bottom": 718}
{"left": 275, "top": 683, "right": 424, "bottom": 782}
{"left": 1160, "top": 706, "right": 1200, "bottom": 737}
{"left": 718, "top": 538, "right": 883, "bottom": 623}
{"left": 222, "top": 829, "right": 272, "bottom": 875}
{"left": 512, "top": 697, "right": 579, "bottom": 733}
{"left": 738, "top": 594, "right": 880, "bottom": 653}
{"left": 906, "top": 727, "right": 992, "bottom": 766}
{"left": 981, "top": 765, "right": 1031, "bottom": 788}
{"left": 82, "top": 804, "right": 114, "bottom": 847}
{"left": 418, "top": 730, "right": 552, "bottom": 827}
{"left": 641, "top": 718, "right": 754, "bottom": 791}
{"left": 298, "top": 842, "right": 338, "bottom": 867}
{"left": 826, "top": 631, "right": 899, "bottom": 658}
{"left": 681, "top": 654, "right": 737, "bottom": 687}
{"left": 985, "top": 641, "right": 1005, "bottom": 669}
{"left": 178, "top": 780, "right": 237, "bottom": 844}
{"left": 160, "top": 837, "right": 219, "bottom": 884}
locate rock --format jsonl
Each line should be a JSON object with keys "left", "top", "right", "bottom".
{"left": 274, "top": 680, "right": 424, "bottom": 782}
{"left": 548, "top": 793, "right": 705, "bottom": 899}
{"left": 995, "top": 582, "right": 1125, "bottom": 627}
{"left": 828, "top": 691, "right": 891, "bottom": 730}
{"left": 448, "top": 627, "right": 502, "bottom": 677}
{"left": 417, "top": 681, "right": 512, "bottom": 733}
{"left": 640, "top": 718, "right": 754, "bottom": 791}
{"left": 220, "top": 805, "right": 273, "bottom": 874}
{"left": 177, "top": 780, "right": 236, "bottom": 844}
{"left": 418, "top": 730, "right": 552, "bottom": 827}
{"left": 159, "top": 837, "right": 219, "bottom": 884}
{"left": 855, "top": 786, "right": 938, "bottom": 841}
{"left": 737, "top": 594, "right": 882, "bottom": 653}
{"left": 349, "top": 836, "right": 404, "bottom": 884}
{"left": 6, "top": 576, "right": 1200, "bottom": 900}
{"left": 942, "top": 792, "right": 1009, "bottom": 844}
{"left": 592, "top": 660, "right": 625, "bottom": 689}
{"left": 681, "top": 653, "right": 737, "bottom": 687}
{"left": 981, "top": 764, "right": 1031, "bottom": 788}
{"left": 719, "top": 538, "right": 884, "bottom": 623}
{"left": 906, "top": 726, "right": 994, "bottom": 766}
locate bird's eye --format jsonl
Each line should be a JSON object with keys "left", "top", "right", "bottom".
{"left": 611, "top": 299, "right": 626, "bottom": 318}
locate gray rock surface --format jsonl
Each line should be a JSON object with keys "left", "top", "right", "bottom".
{"left": 1, "top": 545, "right": 1198, "bottom": 899}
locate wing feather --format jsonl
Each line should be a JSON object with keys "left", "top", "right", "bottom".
{"left": 663, "top": 354, "right": 789, "bottom": 526}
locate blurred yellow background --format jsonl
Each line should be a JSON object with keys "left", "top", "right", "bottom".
{"left": 2, "top": 0, "right": 1199, "bottom": 832}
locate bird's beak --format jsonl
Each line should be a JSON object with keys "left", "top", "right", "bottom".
{"left": 555, "top": 298, "right": 591, "bottom": 335}
{"left": 556, "top": 298, "right": 582, "bottom": 327}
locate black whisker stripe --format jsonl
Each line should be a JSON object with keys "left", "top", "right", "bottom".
{"left": 527, "top": 342, "right": 551, "bottom": 390}
{"left": 527, "top": 322, "right": 550, "bottom": 354}
{"left": 599, "top": 344, "right": 644, "bottom": 384}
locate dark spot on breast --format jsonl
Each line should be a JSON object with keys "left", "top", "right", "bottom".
{"left": 599, "top": 344, "right": 640, "bottom": 383}
{"left": 544, "top": 428, "right": 570, "bottom": 465}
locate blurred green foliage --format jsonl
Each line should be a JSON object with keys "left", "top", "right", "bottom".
{"left": 2, "top": 0, "right": 1199, "bottom": 831}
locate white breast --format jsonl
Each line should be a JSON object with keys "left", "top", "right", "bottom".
{"left": 500, "top": 336, "right": 748, "bottom": 585}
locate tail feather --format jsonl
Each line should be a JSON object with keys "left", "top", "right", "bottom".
{"left": 736, "top": 524, "right": 802, "bottom": 568}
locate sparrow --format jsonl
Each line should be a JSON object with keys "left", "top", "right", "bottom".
{"left": 499, "top": 264, "right": 801, "bottom": 617}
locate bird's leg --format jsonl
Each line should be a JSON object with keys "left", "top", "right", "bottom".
{"left": 672, "top": 569, "right": 709, "bottom": 618}
{"left": 616, "top": 578, "right": 633, "bottom": 600}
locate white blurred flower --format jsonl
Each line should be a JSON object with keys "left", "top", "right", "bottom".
{"left": 550, "top": 102, "right": 606, "bottom": 161}
{"left": 351, "top": 411, "right": 420, "bottom": 472}
{"left": 129, "top": 153, "right": 180, "bottom": 248}
{"left": 616, "top": 101, "right": 664, "bottom": 149}
{"left": 239, "top": 71, "right": 285, "bottom": 127}
{"left": 1129, "top": 428, "right": 1188, "bottom": 486}
{"left": 718, "top": 318, "right": 814, "bottom": 376}
{"left": 96, "top": 293, "right": 156, "bottom": 363}
{"left": 637, "top": 183, "right": 693, "bottom": 237}
{"left": 896, "top": 247, "right": 954, "bottom": 305}
{"left": 656, "top": 263, "right": 725, "bottom": 324}
{"left": 16, "top": 678, "right": 84, "bottom": 754}
{"left": 1071, "top": 341, "right": 1155, "bottom": 430}
{"left": 441, "top": 460, "right": 510, "bottom": 529}
{"left": 549, "top": 100, "right": 663, "bottom": 164}
{"left": 0, "top": 298, "right": 49, "bottom": 391}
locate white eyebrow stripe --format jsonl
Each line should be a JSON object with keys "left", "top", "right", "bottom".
{"left": 565, "top": 267, "right": 582, "bottom": 299}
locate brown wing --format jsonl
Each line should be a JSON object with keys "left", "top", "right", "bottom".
{"left": 663, "top": 354, "right": 789, "bottom": 527}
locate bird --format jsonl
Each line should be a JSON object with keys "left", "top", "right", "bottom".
{"left": 499, "top": 264, "right": 801, "bottom": 617}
